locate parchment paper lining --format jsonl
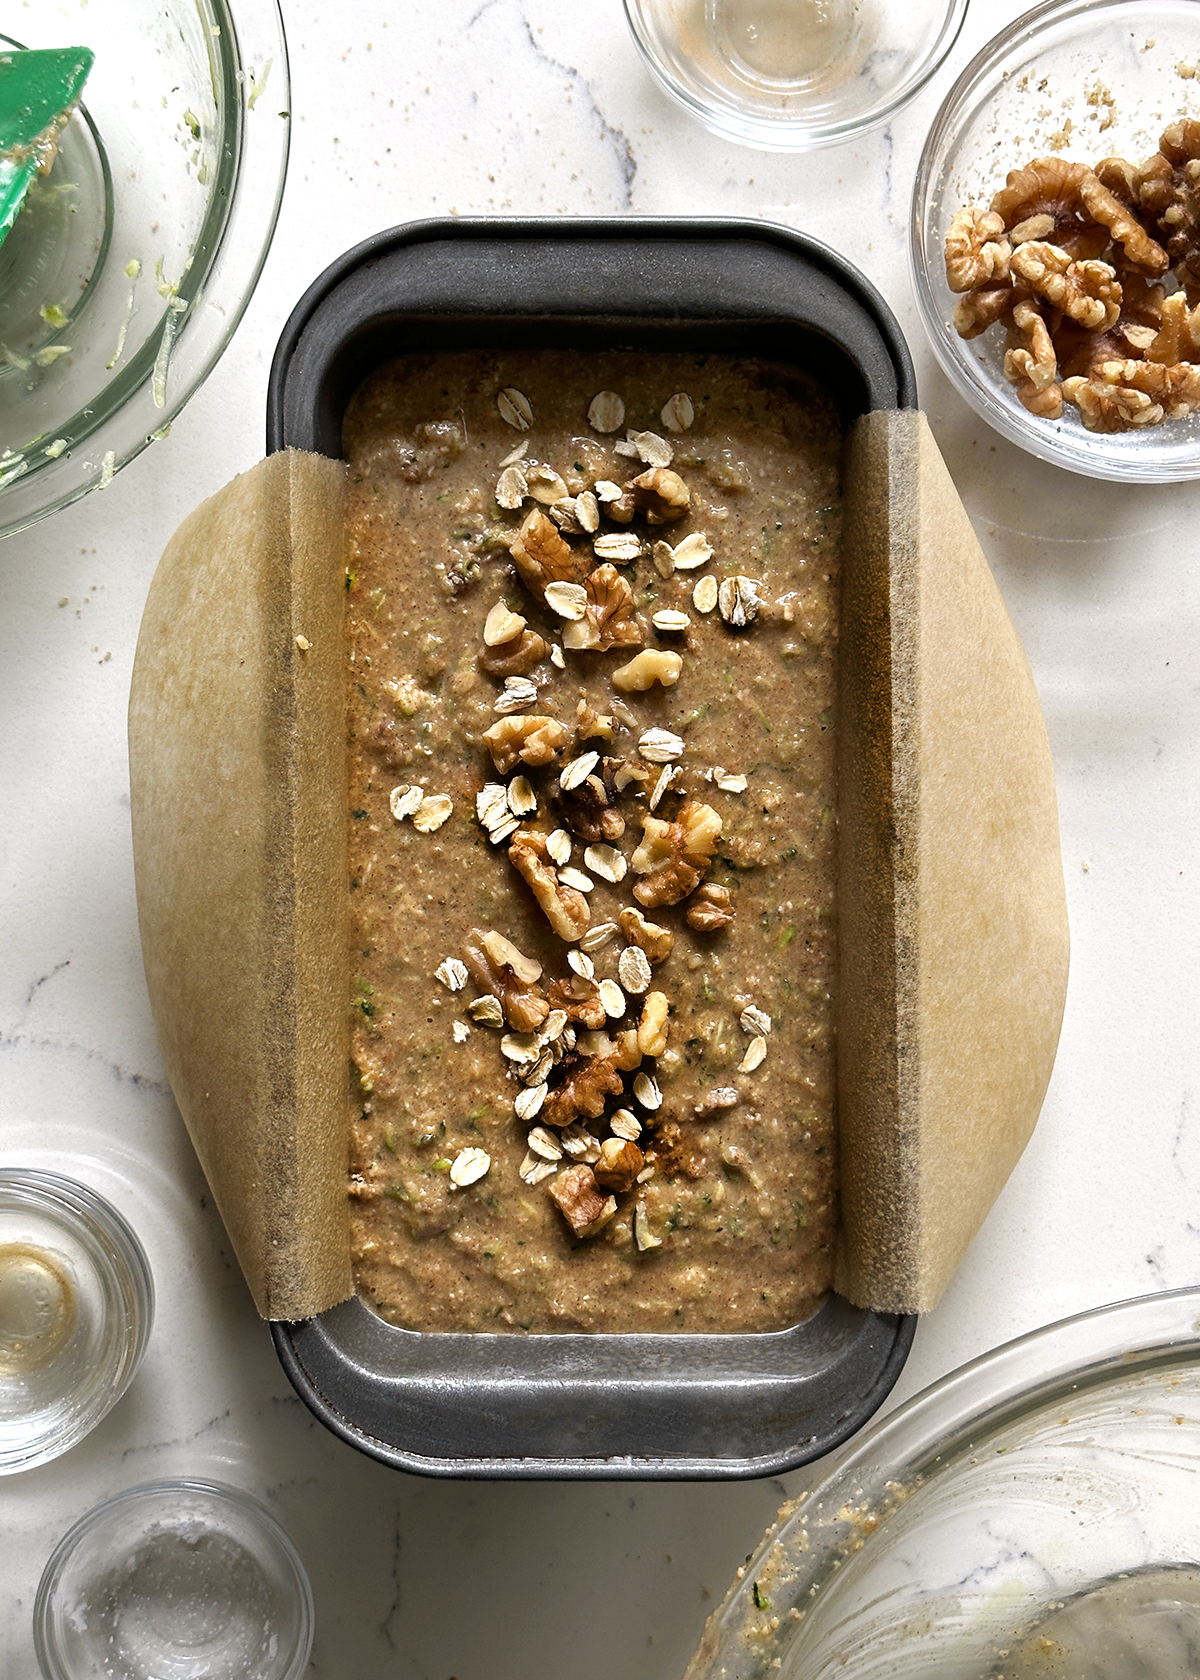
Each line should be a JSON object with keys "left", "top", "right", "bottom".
{"left": 128, "top": 417, "right": 1068, "bottom": 1321}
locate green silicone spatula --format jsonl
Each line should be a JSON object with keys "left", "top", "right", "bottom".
{"left": 0, "top": 46, "right": 94, "bottom": 251}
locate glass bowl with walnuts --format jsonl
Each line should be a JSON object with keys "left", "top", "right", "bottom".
{"left": 911, "top": 0, "right": 1200, "bottom": 481}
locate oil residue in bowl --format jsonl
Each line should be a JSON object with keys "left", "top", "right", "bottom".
{"left": 706, "top": 0, "right": 858, "bottom": 83}
{"left": 991, "top": 1566, "right": 1200, "bottom": 1678}
{"left": 674, "top": 0, "right": 875, "bottom": 100}
{"left": 0, "top": 1240, "right": 77, "bottom": 1375}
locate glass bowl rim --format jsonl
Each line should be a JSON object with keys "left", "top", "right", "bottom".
{"left": 32, "top": 1476, "right": 316, "bottom": 1680}
{"left": 909, "top": 0, "right": 1200, "bottom": 481}
{"left": 622, "top": 0, "right": 971, "bottom": 152}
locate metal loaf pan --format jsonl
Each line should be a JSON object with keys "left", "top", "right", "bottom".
{"left": 265, "top": 218, "right": 917, "bottom": 1480}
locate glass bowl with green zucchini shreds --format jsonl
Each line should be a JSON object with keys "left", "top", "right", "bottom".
{"left": 0, "top": 0, "right": 288, "bottom": 539}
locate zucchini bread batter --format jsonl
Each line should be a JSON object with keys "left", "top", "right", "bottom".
{"left": 344, "top": 350, "right": 841, "bottom": 1333}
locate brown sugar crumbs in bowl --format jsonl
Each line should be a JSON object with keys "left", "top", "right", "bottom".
{"left": 343, "top": 351, "right": 841, "bottom": 1334}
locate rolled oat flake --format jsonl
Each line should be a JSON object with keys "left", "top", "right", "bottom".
{"left": 450, "top": 1147, "right": 491, "bottom": 1187}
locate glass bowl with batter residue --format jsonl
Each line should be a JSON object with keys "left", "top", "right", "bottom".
{"left": 685, "top": 1287, "right": 1200, "bottom": 1680}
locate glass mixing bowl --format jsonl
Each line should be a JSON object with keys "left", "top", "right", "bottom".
{"left": 624, "top": 0, "right": 968, "bottom": 151}
{"left": 912, "top": 0, "right": 1200, "bottom": 482}
{"left": 0, "top": 0, "right": 289, "bottom": 538}
{"left": 684, "top": 1288, "right": 1200, "bottom": 1679}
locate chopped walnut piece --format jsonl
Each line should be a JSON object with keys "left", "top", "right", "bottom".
{"left": 539, "top": 1054, "right": 625, "bottom": 1128}
{"left": 602, "top": 487, "right": 636, "bottom": 524}
{"left": 1097, "top": 357, "right": 1200, "bottom": 418}
{"left": 686, "top": 882, "right": 734, "bottom": 931}
{"left": 561, "top": 562, "right": 644, "bottom": 653}
{"left": 636, "top": 991, "right": 670, "bottom": 1059}
{"left": 1003, "top": 298, "right": 1063, "bottom": 417}
{"left": 631, "top": 466, "right": 691, "bottom": 524}
{"left": 548, "top": 1164, "right": 617, "bottom": 1238}
{"left": 1009, "top": 242, "right": 1121, "bottom": 330}
{"left": 1052, "top": 268, "right": 1167, "bottom": 379}
{"left": 462, "top": 928, "right": 549, "bottom": 1033}
{"left": 574, "top": 700, "right": 616, "bottom": 742}
{"left": 553, "top": 754, "right": 625, "bottom": 843}
{"left": 478, "top": 628, "right": 550, "bottom": 678}
{"left": 546, "top": 975, "right": 608, "bottom": 1029}
{"left": 618, "top": 906, "right": 674, "bottom": 963}
{"left": 1006, "top": 299, "right": 1059, "bottom": 390}
{"left": 612, "top": 1027, "right": 644, "bottom": 1072}
{"left": 1147, "top": 291, "right": 1200, "bottom": 363}
{"left": 508, "top": 828, "right": 591, "bottom": 941}
{"left": 944, "top": 207, "right": 1012, "bottom": 292}
{"left": 630, "top": 800, "right": 722, "bottom": 908}
{"left": 594, "top": 1137, "right": 645, "bottom": 1193}
{"left": 509, "top": 506, "right": 592, "bottom": 602}
{"left": 953, "top": 284, "right": 1022, "bottom": 340}
{"left": 1134, "top": 120, "right": 1200, "bottom": 291}
{"left": 1077, "top": 171, "right": 1169, "bottom": 274}
{"left": 1061, "top": 373, "right": 1164, "bottom": 432}
{"left": 611, "top": 649, "right": 683, "bottom": 692}
{"left": 1008, "top": 212, "right": 1056, "bottom": 244}
{"left": 990, "top": 156, "right": 1107, "bottom": 260}
{"left": 1093, "top": 154, "right": 1137, "bottom": 205}
{"left": 482, "top": 714, "right": 570, "bottom": 774}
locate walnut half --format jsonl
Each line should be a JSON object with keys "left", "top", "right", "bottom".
{"left": 509, "top": 506, "right": 592, "bottom": 602}
{"left": 508, "top": 828, "right": 591, "bottom": 941}
{"left": 482, "top": 714, "right": 570, "bottom": 774}
{"left": 462, "top": 928, "right": 548, "bottom": 1032}
{"left": 686, "top": 882, "right": 734, "bottom": 931}
{"left": 478, "top": 628, "right": 549, "bottom": 679}
{"left": 548, "top": 1164, "right": 617, "bottom": 1238}
{"left": 630, "top": 800, "right": 723, "bottom": 908}
{"left": 539, "top": 1053, "right": 624, "bottom": 1128}
{"left": 594, "top": 1137, "right": 645, "bottom": 1193}
{"left": 617, "top": 906, "right": 674, "bottom": 963}
{"left": 561, "top": 563, "right": 644, "bottom": 652}
{"left": 631, "top": 467, "right": 690, "bottom": 524}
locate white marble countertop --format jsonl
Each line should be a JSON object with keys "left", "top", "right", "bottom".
{"left": 4, "top": 1, "right": 1200, "bottom": 1675}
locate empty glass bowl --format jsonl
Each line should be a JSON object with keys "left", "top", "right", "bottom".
{"left": 34, "top": 1479, "right": 315, "bottom": 1680}
{"left": 0, "top": 1168, "right": 153, "bottom": 1474}
{"left": 0, "top": 0, "right": 289, "bottom": 538}
{"left": 912, "top": 0, "right": 1200, "bottom": 480}
{"left": 685, "top": 1288, "right": 1200, "bottom": 1679}
{"left": 624, "top": 0, "right": 968, "bottom": 150}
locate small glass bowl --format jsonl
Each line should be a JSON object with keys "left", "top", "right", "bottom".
{"left": 0, "top": 1169, "right": 153, "bottom": 1474}
{"left": 0, "top": 0, "right": 289, "bottom": 538}
{"left": 33, "top": 1479, "right": 315, "bottom": 1680}
{"left": 685, "top": 1288, "right": 1200, "bottom": 1679}
{"left": 912, "top": 0, "right": 1200, "bottom": 481}
{"left": 624, "top": 0, "right": 968, "bottom": 151}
